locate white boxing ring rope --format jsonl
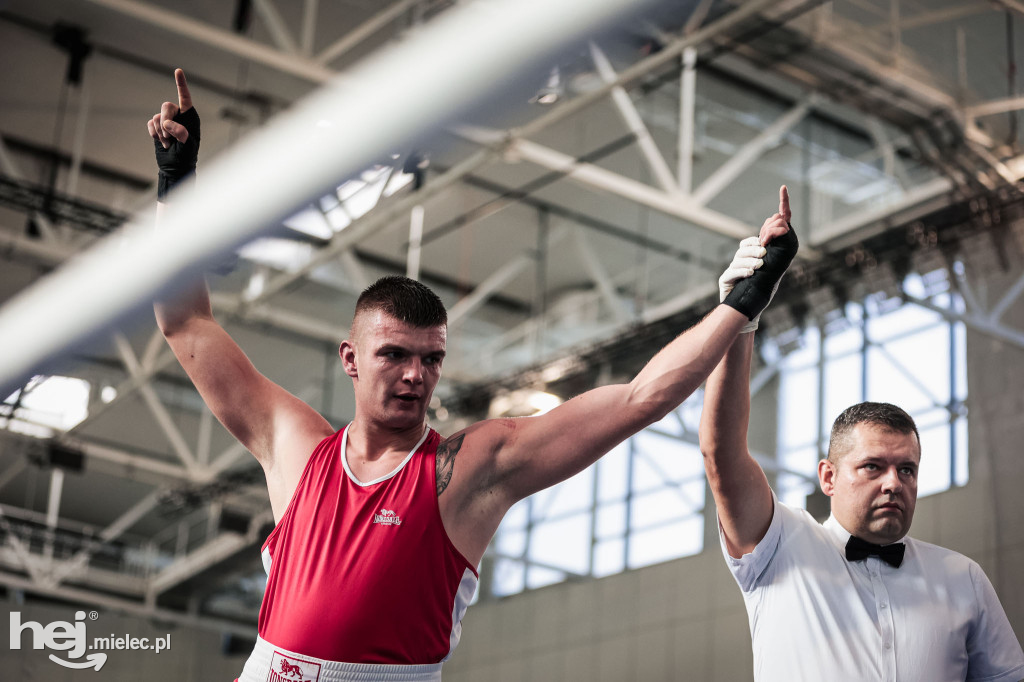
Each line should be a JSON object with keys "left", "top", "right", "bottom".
{"left": 0, "top": 0, "right": 654, "bottom": 397}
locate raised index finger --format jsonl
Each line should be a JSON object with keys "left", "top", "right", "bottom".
{"left": 779, "top": 185, "right": 791, "bottom": 223}
{"left": 175, "top": 68, "right": 192, "bottom": 112}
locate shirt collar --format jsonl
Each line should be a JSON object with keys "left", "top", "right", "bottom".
{"left": 822, "top": 513, "right": 852, "bottom": 550}
{"left": 822, "top": 513, "right": 912, "bottom": 550}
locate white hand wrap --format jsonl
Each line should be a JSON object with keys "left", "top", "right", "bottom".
{"left": 719, "top": 236, "right": 769, "bottom": 333}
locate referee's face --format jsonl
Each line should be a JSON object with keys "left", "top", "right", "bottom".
{"left": 820, "top": 424, "right": 920, "bottom": 544}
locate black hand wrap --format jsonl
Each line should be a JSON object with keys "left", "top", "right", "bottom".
{"left": 154, "top": 107, "right": 200, "bottom": 201}
{"left": 723, "top": 224, "right": 798, "bottom": 320}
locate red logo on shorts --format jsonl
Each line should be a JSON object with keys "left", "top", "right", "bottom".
{"left": 266, "top": 652, "right": 321, "bottom": 682}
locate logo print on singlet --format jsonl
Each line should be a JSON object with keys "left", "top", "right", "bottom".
{"left": 372, "top": 508, "right": 402, "bottom": 526}
{"left": 267, "top": 651, "right": 321, "bottom": 682}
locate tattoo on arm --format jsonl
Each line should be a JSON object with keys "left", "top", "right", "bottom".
{"left": 436, "top": 433, "right": 465, "bottom": 496}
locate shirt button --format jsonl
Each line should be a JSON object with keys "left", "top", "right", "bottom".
{"left": 884, "top": 641, "right": 892, "bottom": 649}
{"left": 880, "top": 603, "right": 888, "bottom": 609}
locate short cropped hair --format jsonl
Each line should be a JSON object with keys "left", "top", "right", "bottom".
{"left": 827, "top": 401, "right": 920, "bottom": 463}
{"left": 352, "top": 276, "right": 447, "bottom": 334}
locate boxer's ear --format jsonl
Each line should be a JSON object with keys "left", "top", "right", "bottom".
{"left": 340, "top": 340, "right": 358, "bottom": 377}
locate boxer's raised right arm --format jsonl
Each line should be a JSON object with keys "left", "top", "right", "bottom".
{"left": 150, "top": 70, "right": 331, "bottom": 513}
{"left": 154, "top": 272, "right": 331, "bottom": 522}
{"left": 153, "top": 257, "right": 329, "bottom": 471}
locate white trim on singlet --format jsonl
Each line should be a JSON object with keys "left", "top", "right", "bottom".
{"left": 261, "top": 546, "right": 272, "bottom": 576}
{"left": 340, "top": 426, "right": 431, "bottom": 487}
{"left": 442, "top": 567, "right": 478, "bottom": 662}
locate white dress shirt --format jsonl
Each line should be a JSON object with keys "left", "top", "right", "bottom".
{"left": 721, "top": 492, "right": 1024, "bottom": 682}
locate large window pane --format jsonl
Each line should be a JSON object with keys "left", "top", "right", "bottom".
{"left": 824, "top": 319, "right": 862, "bottom": 358}
{"left": 534, "top": 467, "right": 593, "bottom": 518}
{"left": 596, "top": 502, "right": 627, "bottom": 539}
{"left": 628, "top": 516, "right": 702, "bottom": 569}
{"left": 779, "top": 367, "right": 819, "bottom": 450}
{"left": 492, "top": 558, "right": 525, "bottom": 597}
{"left": 593, "top": 538, "right": 625, "bottom": 577}
{"left": 632, "top": 432, "right": 704, "bottom": 488}
{"left": 777, "top": 445, "right": 818, "bottom": 509}
{"left": 866, "top": 342, "right": 942, "bottom": 413}
{"left": 530, "top": 514, "right": 591, "bottom": 576}
{"left": 496, "top": 529, "right": 526, "bottom": 557}
{"left": 784, "top": 325, "right": 821, "bottom": 369}
{"left": 954, "top": 416, "right": 969, "bottom": 486}
{"left": 918, "top": 422, "right": 952, "bottom": 497}
{"left": 503, "top": 499, "right": 528, "bottom": 530}
{"left": 954, "top": 322, "right": 967, "bottom": 402}
{"left": 526, "top": 565, "right": 565, "bottom": 590}
{"left": 777, "top": 472, "right": 816, "bottom": 509}
{"left": 597, "top": 442, "right": 629, "bottom": 503}
{"left": 873, "top": 327, "right": 950, "bottom": 409}
{"left": 822, "top": 352, "right": 863, "bottom": 437}
{"left": 631, "top": 488, "right": 699, "bottom": 530}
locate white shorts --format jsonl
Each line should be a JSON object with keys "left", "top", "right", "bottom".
{"left": 238, "top": 636, "right": 444, "bottom": 682}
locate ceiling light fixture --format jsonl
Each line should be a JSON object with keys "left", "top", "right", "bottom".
{"left": 531, "top": 66, "right": 563, "bottom": 105}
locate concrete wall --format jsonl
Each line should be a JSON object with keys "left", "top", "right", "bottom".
{"left": 961, "top": 265, "right": 1024, "bottom": 641}
{"left": 446, "top": 549, "right": 752, "bottom": 682}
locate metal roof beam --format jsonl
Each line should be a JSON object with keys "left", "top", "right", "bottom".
{"left": 691, "top": 97, "right": 814, "bottom": 207}
{"left": 903, "top": 293, "right": 1024, "bottom": 351}
{"left": 149, "top": 510, "right": 272, "bottom": 595}
{"left": 508, "top": 137, "right": 754, "bottom": 240}
{"left": 112, "top": 333, "right": 198, "bottom": 472}
{"left": 48, "top": 491, "right": 162, "bottom": 588}
{"left": 0, "top": 570, "right": 257, "bottom": 638}
{"left": 448, "top": 227, "right": 569, "bottom": 327}
{"left": 315, "top": 0, "right": 420, "bottom": 66}
{"left": 83, "top": 0, "right": 335, "bottom": 83}
{"left": 589, "top": 42, "right": 678, "bottom": 193}
{"left": 253, "top": 0, "right": 300, "bottom": 55}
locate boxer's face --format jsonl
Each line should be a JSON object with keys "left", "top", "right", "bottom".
{"left": 818, "top": 424, "right": 919, "bottom": 545}
{"left": 342, "top": 310, "right": 446, "bottom": 430}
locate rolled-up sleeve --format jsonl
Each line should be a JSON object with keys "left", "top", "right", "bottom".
{"left": 966, "top": 561, "right": 1024, "bottom": 682}
{"left": 719, "top": 490, "right": 783, "bottom": 593}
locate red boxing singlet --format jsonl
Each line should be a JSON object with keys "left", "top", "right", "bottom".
{"left": 258, "top": 426, "right": 478, "bottom": 664}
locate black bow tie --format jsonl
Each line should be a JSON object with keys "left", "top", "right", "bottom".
{"left": 845, "top": 536, "right": 906, "bottom": 568}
